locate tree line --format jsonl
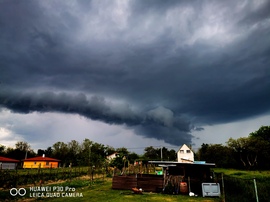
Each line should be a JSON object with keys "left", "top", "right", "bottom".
{"left": 1, "top": 125, "right": 269, "bottom": 170}
{"left": 0, "top": 139, "right": 127, "bottom": 168}
{"left": 0, "top": 138, "right": 176, "bottom": 169}
{"left": 197, "top": 126, "right": 270, "bottom": 170}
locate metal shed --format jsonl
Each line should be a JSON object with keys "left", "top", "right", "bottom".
{"left": 0, "top": 156, "right": 19, "bottom": 170}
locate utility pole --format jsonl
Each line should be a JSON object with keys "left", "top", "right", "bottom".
{"left": 89, "top": 146, "right": 92, "bottom": 180}
{"left": 160, "top": 146, "right": 163, "bottom": 161}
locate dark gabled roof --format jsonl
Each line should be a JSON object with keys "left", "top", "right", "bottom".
{"left": 0, "top": 156, "right": 20, "bottom": 163}
{"left": 23, "top": 156, "right": 60, "bottom": 162}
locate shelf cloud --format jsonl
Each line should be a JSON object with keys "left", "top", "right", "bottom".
{"left": 0, "top": 0, "right": 270, "bottom": 147}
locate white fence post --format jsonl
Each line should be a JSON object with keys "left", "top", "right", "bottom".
{"left": 253, "top": 178, "right": 259, "bottom": 202}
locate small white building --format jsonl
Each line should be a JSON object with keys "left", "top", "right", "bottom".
{"left": 177, "top": 144, "right": 194, "bottom": 163}
{"left": 106, "top": 152, "right": 119, "bottom": 162}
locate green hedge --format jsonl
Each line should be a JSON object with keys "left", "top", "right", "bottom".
{"left": 215, "top": 173, "right": 270, "bottom": 202}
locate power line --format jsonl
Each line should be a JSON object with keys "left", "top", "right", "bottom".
{"left": 124, "top": 145, "right": 200, "bottom": 150}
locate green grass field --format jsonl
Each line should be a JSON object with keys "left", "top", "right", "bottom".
{"left": 38, "top": 178, "right": 220, "bottom": 202}
{"left": 1, "top": 177, "right": 221, "bottom": 202}
{"left": 213, "top": 168, "right": 270, "bottom": 179}
{"left": 213, "top": 168, "right": 270, "bottom": 202}
{"left": 4, "top": 168, "right": 270, "bottom": 202}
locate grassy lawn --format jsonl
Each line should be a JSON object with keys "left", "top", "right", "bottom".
{"left": 41, "top": 178, "right": 220, "bottom": 202}
{"left": 2, "top": 168, "right": 269, "bottom": 201}
{"left": 213, "top": 168, "right": 270, "bottom": 179}
{"left": 213, "top": 168, "right": 270, "bottom": 202}
{"left": 13, "top": 177, "right": 221, "bottom": 202}
{"left": 3, "top": 168, "right": 270, "bottom": 201}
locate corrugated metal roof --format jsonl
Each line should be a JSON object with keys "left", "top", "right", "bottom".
{"left": 148, "top": 160, "right": 215, "bottom": 166}
{"left": 0, "top": 156, "right": 20, "bottom": 162}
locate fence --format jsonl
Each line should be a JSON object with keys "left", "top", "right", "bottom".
{"left": 112, "top": 174, "right": 164, "bottom": 192}
{"left": 214, "top": 172, "right": 270, "bottom": 202}
{"left": 0, "top": 166, "right": 107, "bottom": 188}
{"left": 112, "top": 171, "right": 270, "bottom": 201}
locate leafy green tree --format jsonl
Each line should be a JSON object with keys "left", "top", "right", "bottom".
{"left": 77, "top": 138, "right": 93, "bottom": 166}
{"left": 227, "top": 136, "right": 269, "bottom": 169}
{"left": 52, "top": 141, "right": 69, "bottom": 167}
{"left": 0, "top": 144, "right": 6, "bottom": 156}
{"left": 37, "top": 149, "right": 45, "bottom": 156}
{"left": 116, "top": 147, "right": 129, "bottom": 156}
{"left": 249, "top": 126, "right": 270, "bottom": 142}
{"left": 45, "top": 147, "right": 53, "bottom": 157}
{"left": 5, "top": 141, "right": 35, "bottom": 167}
{"left": 79, "top": 138, "right": 93, "bottom": 166}
{"left": 109, "top": 156, "right": 127, "bottom": 170}
{"left": 143, "top": 146, "right": 175, "bottom": 161}
{"left": 143, "top": 146, "right": 160, "bottom": 160}
{"left": 90, "top": 142, "right": 106, "bottom": 168}
{"left": 104, "top": 146, "right": 116, "bottom": 156}
{"left": 227, "top": 137, "right": 250, "bottom": 168}
{"left": 197, "top": 143, "right": 236, "bottom": 168}
{"left": 168, "top": 149, "right": 177, "bottom": 161}
{"left": 15, "top": 141, "right": 30, "bottom": 151}
{"left": 249, "top": 126, "right": 270, "bottom": 169}
{"left": 66, "top": 140, "right": 81, "bottom": 166}
{"left": 159, "top": 147, "right": 176, "bottom": 161}
{"left": 127, "top": 152, "right": 139, "bottom": 164}
{"left": 197, "top": 143, "right": 209, "bottom": 161}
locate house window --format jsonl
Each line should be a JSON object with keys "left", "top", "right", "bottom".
{"left": 34, "top": 162, "right": 36, "bottom": 165}
{"left": 46, "top": 162, "right": 49, "bottom": 166}
{"left": 180, "top": 150, "right": 184, "bottom": 153}
{"left": 186, "top": 150, "right": 191, "bottom": 153}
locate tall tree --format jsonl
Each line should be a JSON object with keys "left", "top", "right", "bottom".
{"left": 127, "top": 152, "right": 139, "bottom": 164}
{"left": 143, "top": 146, "right": 160, "bottom": 160}
{"left": 15, "top": 141, "right": 30, "bottom": 152}
{"left": 90, "top": 142, "right": 106, "bottom": 168}
{"left": 79, "top": 138, "right": 93, "bottom": 166}
{"left": 249, "top": 126, "right": 270, "bottom": 169}
{"left": 116, "top": 147, "right": 129, "bottom": 157}
{"left": 249, "top": 126, "right": 270, "bottom": 142}
{"left": 197, "top": 143, "right": 236, "bottom": 168}
{"left": 45, "top": 147, "right": 53, "bottom": 157}
{"left": 66, "top": 140, "right": 81, "bottom": 166}
{"left": 52, "top": 141, "right": 69, "bottom": 166}
{"left": 5, "top": 141, "right": 35, "bottom": 163}
{"left": 104, "top": 145, "right": 116, "bottom": 156}
{"left": 227, "top": 137, "right": 267, "bottom": 169}
{"left": 37, "top": 149, "right": 45, "bottom": 156}
{"left": 0, "top": 144, "right": 5, "bottom": 156}
{"left": 227, "top": 137, "right": 250, "bottom": 168}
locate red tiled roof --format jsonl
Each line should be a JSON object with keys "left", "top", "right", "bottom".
{"left": 0, "top": 156, "right": 20, "bottom": 163}
{"left": 23, "top": 156, "right": 60, "bottom": 162}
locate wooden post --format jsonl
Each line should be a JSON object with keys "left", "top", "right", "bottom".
{"left": 188, "top": 176, "right": 191, "bottom": 193}
{"left": 222, "top": 173, "right": 225, "bottom": 202}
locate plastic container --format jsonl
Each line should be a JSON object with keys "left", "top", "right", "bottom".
{"left": 180, "top": 182, "right": 188, "bottom": 194}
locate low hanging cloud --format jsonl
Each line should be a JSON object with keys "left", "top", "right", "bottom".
{"left": 0, "top": 91, "right": 194, "bottom": 145}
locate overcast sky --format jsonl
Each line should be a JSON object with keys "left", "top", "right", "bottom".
{"left": 0, "top": 0, "right": 270, "bottom": 154}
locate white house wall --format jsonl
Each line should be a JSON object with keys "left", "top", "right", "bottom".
{"left": 177, "top": 144, "right": 194, "bottom": 163}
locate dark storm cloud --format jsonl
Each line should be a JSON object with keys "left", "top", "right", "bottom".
{"left": 0, "top": 0, "right": 270, "bottom": 145}
{"left": 0, "top": 91, "right": 194, "bottom": 145}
